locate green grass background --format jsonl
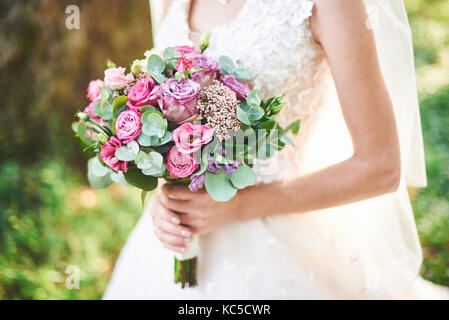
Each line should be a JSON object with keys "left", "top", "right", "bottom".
{"left": 0, "top": 0, "right": 448, "bottom": 299}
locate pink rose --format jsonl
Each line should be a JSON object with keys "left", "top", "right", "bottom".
{"left": 104, "top": 67, "right": 134, "bottom": 91}
{"left": 172, "top": 46, "right": 198, "bottom": 56}
{"left": 173, "top": 123, "right": 213, "bottom": 154}
{"left": 83, "top": 97, "right": 103, "bottom": 124}
{"left": 221, "top": 74, "right": 250, "bottom": 100}
{"left": 176, "top": 57, "right": 193, "bottom": 73}
{"left": 86, "top": 79, "right": 104, "bottom": 101}
{"left": 115, "top": 110, "right": 142, "bottom": 144}
{"left": 82, "top": 97, "right": 111, "bottom": 140}
{"left": 166, "top": 146, "right": 199, "bottom": 179}
{"left": 100, "top": 137, "right": 128, "bottom": 173}
{"left": 126, "top": 77, "right": 160, "bottom": 111}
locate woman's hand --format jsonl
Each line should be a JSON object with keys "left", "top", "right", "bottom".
{"left": 156, "top": 183, "right": 243, "bottom": 236}
{"left": 149, "top": 192, "right": 195, "bottom": 254}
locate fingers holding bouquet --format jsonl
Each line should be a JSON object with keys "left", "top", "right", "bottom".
{"left": 158, "top": 184, "right": 241, "bottom": 235}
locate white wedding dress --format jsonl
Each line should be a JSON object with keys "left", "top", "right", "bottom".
{"left": 104, "top": 0, "right": 449, "bottom": 299}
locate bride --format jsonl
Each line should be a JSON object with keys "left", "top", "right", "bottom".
{"left": 104, "top": 0, "right": 449, "bottom": 299}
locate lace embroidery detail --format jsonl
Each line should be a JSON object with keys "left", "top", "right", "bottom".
{"left": 155, "top": 0, "right": 330, "bottom": 184}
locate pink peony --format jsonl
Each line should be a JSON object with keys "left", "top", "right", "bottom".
{"left": 115, "top": 110, "right": 142, "bottom": 144}
{"left": 173, "top": 123, "right": 213, "bottom": 154}
{"left": 166, "top": 146, "right": 199, "bottom": 179}
{"left": 176, "top": 57, "right": 193, "bottom": 73}
{"left": 221, "top": 74, "right": 250, "bottom": 100}
{"left": 126, "top": 77, "right": 159, "bottom": 111}
{"left": 172, "top": 46, "right": 198, "bottom": 56}
{"left": 104, "top": 67, "right": 134, "bottom": 91}
{"left": 100, "top": 137, "right": 128, "bottom": 173}
{"left": 86, "top": 79, "right": 104, "bottom": 101}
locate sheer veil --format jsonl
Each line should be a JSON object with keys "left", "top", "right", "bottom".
{"left": 364, "top": 0, "right": 426, "bottom": 187}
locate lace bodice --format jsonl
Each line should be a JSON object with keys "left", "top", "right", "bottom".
{"left": 155, "top": 0, "right": 331, "bottom": 183}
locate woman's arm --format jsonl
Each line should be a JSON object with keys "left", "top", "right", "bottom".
{"left": 236, "top": 0, "right": 402, "bottom": 218}
{"left": 154, "top": 0, "right": 401, "bottom": 243}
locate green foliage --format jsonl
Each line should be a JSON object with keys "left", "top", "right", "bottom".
{"left": 0, "top": 161, "right": 141, "bottom": 299}
{"left": 147, "top": 54, "right": 167, "bottom": 83}
{"left": 141, "top": 110, "right": 167, "bottom": 138}
{"left": 230, "top": 165, "right": 257, "bottom": 189}
{"left": 124, "top": 169, "right": 158, "bottom": 192}
{"left": 413, "top": 85, "right": 449, "bottom": 286}
{"left": 205, "top": 170, "right": 238, "bottom": 202}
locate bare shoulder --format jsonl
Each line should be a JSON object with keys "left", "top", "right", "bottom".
{"left": 311, "top": 0, "right": 369, "bottom": 45}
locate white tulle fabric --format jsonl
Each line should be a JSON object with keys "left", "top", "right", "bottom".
{"left": 104, "top": 0, "right": 448, "bottom": 299}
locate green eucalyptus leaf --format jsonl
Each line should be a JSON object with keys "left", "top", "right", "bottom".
{"left": 219, "top": 56, "right": 235, "bottom": 75}
{"left": 238, "top": 102, "right": 264, "bottom": 123}
{"left": 237, "top": 105, "right": 251, "bottom": 125}
{"left": 147, "top": 54, "right": 166, "bottom": 74}
{"left": 205, "top": 170, "right": 238, "bottom": 202}
{"left": 112, "top": 96, "right": 128, "bottom": 118}
{"left": 87, "top": 158, "right": 113, "bottom": 190}
{"left": 136, "top": 151, "right": 153, "bottom": 170}
{"left": 142, "top": 166, "right": 166, "bottom": 177}
{"left": 94, "top": 101, "right": 113, "bottom": 120}
{"left": 138, "top": 132, "right": 172, "bottom": 147}
{"left": 246, "top": 90, "right": 262, "bottom": 108}
{"left": 151, "top": 72, "right": 168, "bottom": 84}
{"left": 142, "top": 111, "right": 167, "bottom": 138}
{"left": 233, "top": 68, "right": 253, "bottom": 82}
{"left": 230, "top": 164, "right": 257, "bottom": 189}
{"left": 124, "top": 169, "right": 158, "bottom": 191}
{"left": 163, "top": 47, "right": 182, "bottom": 60}
{"left": 111, "top": 171, "right": 128, "bottom": 185}
{"left": 149, "top": 151, "right": 164, "bottom": 169}
{"left": 115, "top": 145, "right": 138, "bottom": 161}
{"left": 91, "top": 156, "right": 110, "bottom": 177}
{"left": 139, "top": 105, "right": 158, "bottom": 113}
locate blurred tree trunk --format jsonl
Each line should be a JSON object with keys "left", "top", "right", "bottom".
{"left": 0, "top": 0, "right": 152, "bottom": 166}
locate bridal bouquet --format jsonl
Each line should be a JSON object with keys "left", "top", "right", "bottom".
{"left": 73, "top": 36, "right": 300, "bottom": 288}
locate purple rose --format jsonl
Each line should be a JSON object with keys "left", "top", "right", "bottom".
{"left": 190, "top": 54, "right": 220, "bottom": 88}
{"left": 220, "top": 74, "right": 250, "bottom": 100}
{"left": 158, "top": 78, "right": 200, "bottom": 123}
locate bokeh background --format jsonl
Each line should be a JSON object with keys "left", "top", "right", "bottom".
{"left": 0, "top": 0, "right": 448, "bottom": 299}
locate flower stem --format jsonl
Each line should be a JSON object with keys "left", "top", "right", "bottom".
{"left": 86, "top": 119, "right": 111, "bottom": 136}
{"left": 174, "top": 257, "right": 197, "bottom": 288}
